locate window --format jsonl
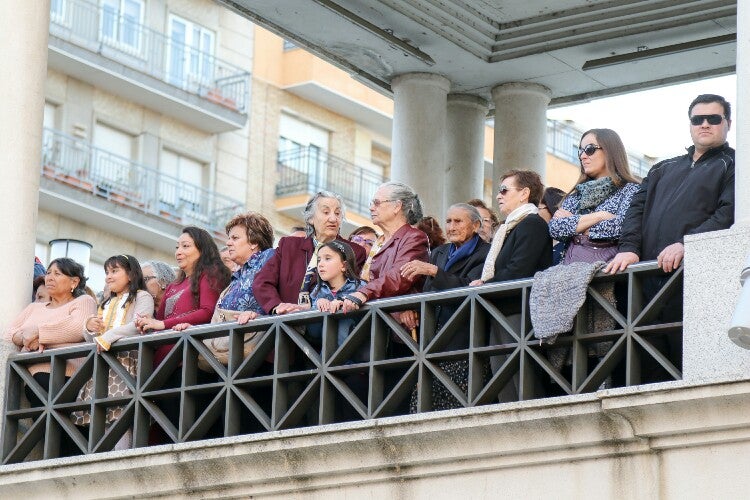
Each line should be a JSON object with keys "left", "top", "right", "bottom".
{"left": 51, "top": 0, "right": 66, "bottom": 23}
{"left": 43, "top": 102, "right": 58, "bottom": 130}
{"left": 100, "top": 0, "right": 143, "bottom": 53}
{"left": 159, "top": 149, "right": 205, "bottom": 211}
{"left": 167, "top": 14, "right": 215, "bottom": 91}
{"left": 278, "top": 114, "right": 330, "bottom": 193}
{"left": 93, "top": 123, "right": 134, "bottom": 189}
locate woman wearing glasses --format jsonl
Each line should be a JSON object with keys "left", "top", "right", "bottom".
{"left": 548, "top": 128, "right": 640, "bottom": 264}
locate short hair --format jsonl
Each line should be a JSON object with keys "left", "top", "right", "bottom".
{"left": 380, "top": 181, "right": 423, "bottom": 225}
{"left": 467, "top": 198, "right": 499, "bottom": 229}
{"left": 225, "top": 212, "right": 274, "bottom": 251}
{"left": 141, "top": 260, "right": 177, "bottom": 290}
{"left": 449, "top": 203, "right": 482, "bottom": 225}
{"left": 302, "top": 191, "right": 346, "bottom": 237}
{"left": 689, "top": 94, "right": 731, "bottom": 120}
{"left": 47, "top": 257, "right": 88, "bottom": 298}
{"left": 349, "top": 225, "right": 378, "bottom": 238}
{"left": 541, "top": 187, "right": 566, "bottom": 213}
{"left": 500, "top": 170, "right": 544, "bottom": 206}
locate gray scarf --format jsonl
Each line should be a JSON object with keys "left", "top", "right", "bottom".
{"left": 576, "top": 177, "right": 616, "bottom": 213}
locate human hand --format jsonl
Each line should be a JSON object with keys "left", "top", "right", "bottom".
{"left": 172, "top": 323, "right": 191, "bottom": 331}
{"left": 553, "top": 208, "right": 574, "bottom": 219}
{"left": 342, "top": 292, "right": 367, "bottom": 313}
{"left": 657, "top": 242, "right": 684, "bottom": 273}
{"left": 604, "top": 252, "right": 640, "bottom": 274}
{"left": 316, "top": 298, "right": 332, "bottom": 312}
{"left": 24, "top": 336, "right": 40, "bottom": 352}
{"left": 136, "top": 317, "right": 165, "bottom": 333}
{"left": 274, "top": 302, "right": 304, "bottom": 315}
{"left": 595, "top": 211, "right": 616, "bottom": 222}
{"left": 398, "top": 310, "right": 419, "bottom": 330}
{"left": 400, "top": 260, "right": 437, "bottom": 280}
{"left": 469, "top": 279, "right": 484, "bottom": 287}
{"left": 236, "top": 311, "right": 258, "bottom": 325}
{"left": 86, "top": 316, "right": 104, "bottom": 334}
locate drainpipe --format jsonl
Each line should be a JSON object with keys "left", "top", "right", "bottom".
{"left": 728, "top": 252, "right": 750, "bottom": 349}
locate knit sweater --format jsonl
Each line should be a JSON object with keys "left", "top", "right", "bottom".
{"left": 4, "top": 295, "right": 97, "bottom": 376}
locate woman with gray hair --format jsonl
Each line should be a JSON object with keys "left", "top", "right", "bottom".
{"left": 341, "top": 182, "right": 429, "bottom": 327}
{"left": 254, "top": 191, "right": 367, "bottom": 315}
{"left": 140, "top": 260, "right": 176, "bottom": 311}
{"left": 401, "top": 203, "right": 491, "bottom": 411}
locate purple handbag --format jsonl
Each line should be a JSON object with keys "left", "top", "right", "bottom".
{"left": 562, "top": 234, "right": 618, "bottom": 265}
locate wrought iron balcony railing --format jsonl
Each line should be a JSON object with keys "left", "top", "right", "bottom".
{"left": 41, "top": 127, "right": 244, "bottom": 236}
{"left": 547, "top": 119, "right": 653, "bottom": 177}
{"left": 49, "top": 0, "right": 249, "bottom": 113}
{"left": 2, "top": 262, "right": 682, "bottom": 462}
{"left": 277, "top": 145, "right": 385, "bottom": 215}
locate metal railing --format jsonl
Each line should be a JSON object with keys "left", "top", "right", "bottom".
{"left": 41, "top": 127, "right": 244, "bottom": 235}
{"left": 2, "top": 262, "right": 683, "bottom": 462}
{"left": 49, "top": 0, "right": 249, "bottom": 113}
{"left": 546, "top": 119, "right": 654, "bottom": 177}
{"left": 277, "top": 145, "right": 385, "bottom": 214}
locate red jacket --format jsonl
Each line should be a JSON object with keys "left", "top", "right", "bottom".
{"left": 359, "top": 224, "right": 429, "bottom": 300}
{"left": 254, "top": 235, "right": 367, "bottom": 314}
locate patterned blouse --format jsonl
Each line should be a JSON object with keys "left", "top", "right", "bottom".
{"left": 218, "top": 248, "right": 275, "bottom": 313}
{"left": 548, "top": 182, "right": 640, "bottom": 241}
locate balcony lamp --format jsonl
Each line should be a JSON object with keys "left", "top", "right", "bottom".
{"left": 728, "top": 251, "right": 750, "bottom": 349}
{"left": 48, "top": 239, "right": 93, "bottom": 277}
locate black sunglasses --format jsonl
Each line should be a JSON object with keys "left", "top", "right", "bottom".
{"left": 577, "top": 143, "right": 603, "bottom": 157}
{"left": 690, "top": 114, "right": 724, "bottom": 126}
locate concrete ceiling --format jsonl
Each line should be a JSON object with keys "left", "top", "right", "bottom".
{"left": 219, "top": 0, "right": 736, "bottom": 107}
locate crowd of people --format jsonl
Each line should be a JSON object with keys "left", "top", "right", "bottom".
{"left": 3, "top": 93, "right": 736, "bottom": 449}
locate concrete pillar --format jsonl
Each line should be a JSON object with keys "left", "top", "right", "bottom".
{"left": 736, "top": 0, "right": 749, "bottom": 228}
{"left": 445, "top": 94, "right": 489, "bottom": 209}
{"left": 491, "top": 83, "right": 551, "bottom": 208}
{"left": 0, "top": 0, "right": 50, "bottom": 409}
{"left": 391, "top": 73, "right": 450, "bottom": 217}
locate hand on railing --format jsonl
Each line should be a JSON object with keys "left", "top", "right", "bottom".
{"left": 604, "top": 252, "right": 640, "bottom": 274}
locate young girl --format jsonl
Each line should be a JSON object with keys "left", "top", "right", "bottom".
{"left": 310, "top": 241, "right": 365, "bottom": 348}
{"left": 72, "top": 255, "right": 154, "bottom": 449}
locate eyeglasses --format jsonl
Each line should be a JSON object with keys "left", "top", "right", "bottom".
{"left": 577, "top": 143, "right": 603, "bottom": 157}
{"left": 690, "top": 114, "right": 724, "bottom": 126}
{"left": 370, "top": 198, "right": 397, "bottom": 207}
{"left": 143, "top": 276, "right": 157, "bottom": 283}
{"left": 350, "top": 235, "right": 376, "bottom": 246}
{"left": 498, "top": 185, "right": 523, "bottom": 195}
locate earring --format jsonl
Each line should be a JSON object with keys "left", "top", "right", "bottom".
{"left": 71, "top": 287, "right": 75, "bottom": 293}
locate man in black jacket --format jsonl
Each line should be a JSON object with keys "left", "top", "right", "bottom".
{"left": 606, "top": 94, "right": 735, "bottom": 275}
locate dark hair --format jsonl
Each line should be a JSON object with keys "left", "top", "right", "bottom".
{"left": 467, "top": 198, "right": 500, "bottom": 230}
{"left": 689, "top": 94, "right": 731, "bottom": 120}
{"left": 541, "top": 187, "right": 566, "bottom": 213}
{"left": 225, "top": 212, "right": 275, "bottom": 251}
{"left": 178, "top": 226, "right": 231, "bottom": 306}
{"left": 500, "top": 170, "right": 544, "bottom": 206}
{"left": 314, "top": 241, "right": 362, "bottom": 292}
{"left": 349, "top": 225, "right": 378, "bottom": 239}
{"left": 47, "top": 257, "right": 88, "bottom": 298}
{"left": 417, "top": 216, "right": 446, "bottom": 249}
{"left": 577, "top": 128, "right": 640, "bottom": 188}
{"left": 101, "top": 254, "right": 145, "bottom": 308}
{"left": 32, "top": 275, "right": 46, "bottom": 295}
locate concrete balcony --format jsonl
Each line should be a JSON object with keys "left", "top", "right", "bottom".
{"left": 40, "top": 128, "right": 244, "bottom": 252}
{"left": 48, "top": 0, "right": 249, "bottom": 133}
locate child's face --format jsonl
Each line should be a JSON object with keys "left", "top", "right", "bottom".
{"left": 105, "top": 264, "right": 130, "bottom": 295}
{"left": 317, "top": 246, "right": 346, "bottom": 282}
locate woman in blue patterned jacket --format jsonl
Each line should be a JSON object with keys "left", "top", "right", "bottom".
{"left": 549, "top": 128, "right": 640, "bottom": 264}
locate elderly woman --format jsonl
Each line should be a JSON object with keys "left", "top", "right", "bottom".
{"left": 140, "top": 260, "right": 176, "bottom": 311}
{"left": 341, "top": 182, "right": 429, "bottom": 332}
{"left": 254, "top": 191, "right": 367, "bottom": 316}
{"left": 549, "top": 128, "right": 640, "bottom": 264}
{"left": 401, "top": 203, "right": 491, "bottom": 411}
{"left": 5, "top": 257, "right": 96, "bottom": 455}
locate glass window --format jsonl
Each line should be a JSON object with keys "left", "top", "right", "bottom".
{"left": 167, "top": 14, "right": 215, "bottom": 91}
{"left": 100, "top": 0, "right": 143, "bottom": 52}
{"left": 92, "top": 122, "right": 134, "bottom": 188}
{"left": 158, "top": 149, "right": 205, "bottom": 211}
{"left": 278, "top": 114, "right": 330, "bottom": 193}
{"left": 50, "top": 0, "right": 66, "bottom": 23}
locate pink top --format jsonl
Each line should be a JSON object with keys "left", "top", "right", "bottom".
{"left": 4, "top": 295, "right": 97, "bottom": 376}
{"left": 154, "top": 273, "right": 222, "bottom": 366}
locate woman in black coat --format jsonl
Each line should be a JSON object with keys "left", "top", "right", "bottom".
{"left": 400, "top": 203, "right": 490, "bottom": 411}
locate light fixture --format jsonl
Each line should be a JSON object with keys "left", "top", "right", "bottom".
{"left": 48, "top": 239, "right": 93, "bottom": 276}
{"left": 583, "top": 33, "right": 736, "bottom": 71}
{"left": 728, "top": 251, "right": 750, "bottom": 349}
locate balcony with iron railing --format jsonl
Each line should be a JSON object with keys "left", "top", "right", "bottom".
{"left": 48, "top": 0, "right": 250, "bottom": 133}
{"left": 1, "top": 262, "right": 682, "bottom": 462}
{"left": 41, "top": 127, "right": 244, "bottom": 238}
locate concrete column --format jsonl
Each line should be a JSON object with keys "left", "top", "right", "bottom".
{"left": 391, "top": 73, "right": 450, "bottom": 217}
{"left": 735, "top": 0, "right": 749, "bottom": 228}
{"left": 0, "top": 0, "right": 50, "bottom": 408}
{"left": 445, "top": 94, "right": 489, "bottom": 209}
{"left": 491, "top": 83, "right": 551, "bottom": 207}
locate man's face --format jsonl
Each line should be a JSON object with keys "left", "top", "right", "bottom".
{"left": 689, "top": 102, "right": 730, "bottom": 154}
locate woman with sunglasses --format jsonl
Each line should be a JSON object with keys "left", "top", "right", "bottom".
{"left": 548, "top": 128, "right": 640, "bottom": 264}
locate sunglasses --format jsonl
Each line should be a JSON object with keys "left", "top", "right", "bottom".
{"left": 690, "top": 114, "right": 724, "bottom": 126}
{"left": 498, "top": 185, "right": 523, "bottom": 195}
{"left": 577, "top": 143, "right": 603, "bottom": 157}
{"left": 350, "top": 235, "right": 376, "bottom": 246}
